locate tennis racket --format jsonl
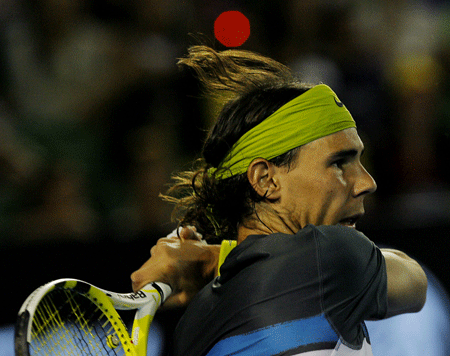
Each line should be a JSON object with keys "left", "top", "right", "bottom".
{"left": 14, "top": 278, "right": 172, "bottom": 356}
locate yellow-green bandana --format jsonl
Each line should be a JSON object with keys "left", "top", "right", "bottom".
{"left": 211, "top": 84, "right": 356, "bottom": 179}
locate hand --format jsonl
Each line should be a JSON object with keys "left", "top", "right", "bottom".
{"left": 130, "top": 226, "right": 220, "bottom": 309}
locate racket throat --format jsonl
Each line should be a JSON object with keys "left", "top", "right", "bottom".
{"left": 132, "top": 326, "right": 140, "bottom": 345}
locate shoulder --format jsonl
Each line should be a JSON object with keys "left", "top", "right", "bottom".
{"left": 311, "top": 225, "right": 384, "bottom": 286}
{"left": 313, "top": 224, "right": 372, "bottom": 244}
{"left": 313, "top": 225, "right": 377, "bottom": 262}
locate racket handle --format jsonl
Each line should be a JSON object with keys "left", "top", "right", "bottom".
{"left": 148, "top": 282, "right": 172, "bottom": 304}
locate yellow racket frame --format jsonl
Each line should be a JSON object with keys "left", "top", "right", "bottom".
{"left": 15, "top": 278, "right": 171, "bottom": 356}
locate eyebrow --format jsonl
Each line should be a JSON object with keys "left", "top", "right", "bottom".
{"left": 327, "top": 147, "right": 365, "bottom": 162}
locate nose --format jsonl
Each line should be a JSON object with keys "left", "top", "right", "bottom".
{"left": 353, "top": 164, "right": 377, "bottom": 197}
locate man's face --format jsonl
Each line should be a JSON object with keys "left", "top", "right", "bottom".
{"left": 276, "top": 128, "right": 376, "bottom": 230}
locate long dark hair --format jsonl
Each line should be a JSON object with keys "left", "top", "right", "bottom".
{"left": 162, "top": 46, "right": 312, "bottom": 242}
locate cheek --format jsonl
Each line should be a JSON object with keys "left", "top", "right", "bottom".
{"left": 325, "top": 173, "right": 350, "bottom": 204}
{"left": 287, "top": 175, "right": 331, "bottom": 209}
{"left": 281, "top": 168, "right": 346, "bottom": 213}
{"left": 310, "top": 173, "right": 349, "bottom": 213}
{"left": 336, "top": 172, "right": 348, "bottom": 187}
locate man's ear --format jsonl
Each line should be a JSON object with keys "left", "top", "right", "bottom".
{"left": 247, "top": 158, "right": 282, "bottom": 200}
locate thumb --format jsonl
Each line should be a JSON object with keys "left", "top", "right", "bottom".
{"left": 160, "top": 292, "right": 192, "bottom": 310}
{"left": 179, "top": 225, "right": 202, "bottom": 241}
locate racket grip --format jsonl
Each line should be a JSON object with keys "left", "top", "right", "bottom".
{"left": 148, "top": 282, "right": 172, "bottom": 304}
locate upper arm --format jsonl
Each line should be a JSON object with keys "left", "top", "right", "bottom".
{"left": 382, "top": 248, "right": 428, "bottom": 318}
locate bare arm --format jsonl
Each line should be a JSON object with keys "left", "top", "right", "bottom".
{"left": 382, "top": 248, "right": 427, "bottom": 318}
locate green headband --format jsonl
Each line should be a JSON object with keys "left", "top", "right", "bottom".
{"left": 210, "top": 84, "right": 356, "bottom": 180}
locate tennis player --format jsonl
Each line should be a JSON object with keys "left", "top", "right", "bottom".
{"left": 131, "top": 46, "right": 427, "bottom": 356}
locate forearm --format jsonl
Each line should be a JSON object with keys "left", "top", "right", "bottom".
{"left": 381, "top": 248, "right": 428, "bottom": 317}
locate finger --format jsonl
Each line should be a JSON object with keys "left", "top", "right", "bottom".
{"left": 187, "top": 225, "right": 197, "bottom": 233}
{"left": 160, "top": 292, "right": 191, "bottom": 310}
{"left": 130, "top": 265, "right": 158, "bottom": 292}
{"left": 179, "top": 226, "right": 202, "bottom": 241}
{"left": 130, "top": 272, "right": 144, "bottom": 292}
{"left": 155, "top": 237, "right": 173, "bottom": 246}
{"left": 187, "top": 225, "right": 204, "bottom": 240}
{"left": 150, "top": 241, "right": 165, "bottom": 255}
{"left": 131, "top": 273, "right": 158, "bottom": 293}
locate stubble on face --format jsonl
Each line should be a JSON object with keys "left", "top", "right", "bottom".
{"left": 275, "top": 128, "right": 375, "bottom": 230}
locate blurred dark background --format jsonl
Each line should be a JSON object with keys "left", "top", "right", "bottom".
{"left": 0, "top": 0, "right": 449, "bottom": 354}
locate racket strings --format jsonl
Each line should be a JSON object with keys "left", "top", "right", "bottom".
{"left": 34, "top": 297, "right": 70, "bottom": 352}
{"left": 30, "top": 288, "right": 126, "bottom": 355}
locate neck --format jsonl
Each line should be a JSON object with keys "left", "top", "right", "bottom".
{"left": 237, "top": 203, "right": 298, "bottom": 244}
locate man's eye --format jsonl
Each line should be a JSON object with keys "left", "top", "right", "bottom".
{"left": 332, "top": 159, "right": 346, "bottom": 168}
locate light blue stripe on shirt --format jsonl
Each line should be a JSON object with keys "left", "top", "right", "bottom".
{"left": 206, "top": 314, "right": 338, "bottom": 356}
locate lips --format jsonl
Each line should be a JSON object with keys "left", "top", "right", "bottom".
{"left": 338, "top": 213, "right": 364, "bottom": 228}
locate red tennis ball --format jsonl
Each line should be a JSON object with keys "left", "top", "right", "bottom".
{"left": 214, "top": 11, "right": 250, "bottom": 47}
